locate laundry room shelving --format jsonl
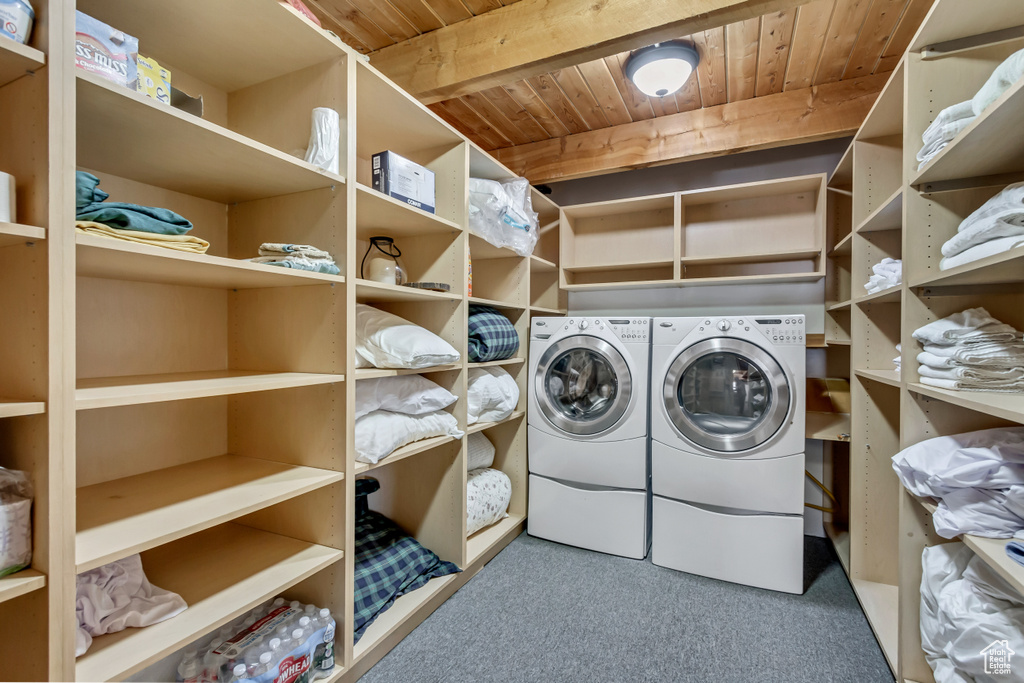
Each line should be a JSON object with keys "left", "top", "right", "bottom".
{"left": 558, "top": 175, "right": 827, "bottom": 291}
{"left": 1, "top": 1, "right": 562, "bottom": 679}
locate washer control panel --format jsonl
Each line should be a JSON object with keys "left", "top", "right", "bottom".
{"left": 607, "top": 318, "right": 650, "bottom": 342}
{"left": 532, "top": 317, "right": 650, "bottom": 342}
{"left": 755, "top": 316, "right": 806, "bottom": 345}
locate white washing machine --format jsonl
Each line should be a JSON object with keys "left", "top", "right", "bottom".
{"left": 650, "top": 315, "right": 806, "bottom": 593}
{"left": 527, "top": 316, "right": 650, "bottom": 559}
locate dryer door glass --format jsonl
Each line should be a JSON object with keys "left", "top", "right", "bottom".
{"left": 664, "top": 338, "right": 790, "bottom": 453}
{"left": 536, "top": 336, "right": 632, "bottom": 436}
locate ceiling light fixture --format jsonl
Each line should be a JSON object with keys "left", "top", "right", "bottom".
{"left": 625, "top": 42, "right": 699, "bottom": 98}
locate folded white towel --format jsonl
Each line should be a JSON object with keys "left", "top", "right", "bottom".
{"left": 940, "top": 235, "right": 1024, "bottom": 270}
{"left": 921, "top": 376, "right": 1024, "bottom": 392}
{"left": 913, "top": 307, "right": 1021, "bottom": 346}
{"left": 972, "top": 47, "right": 1024, "bottom": 115}
{"left": 258, "top": 243, "right": 334, "bottom": 260}
{"left": 921, "top": 100, "right": 974, "bottom": 142}
{"left": 941, "top": 183, "right": 1024, "bottom": 259}
{"left": 923, "top": 340, "right": 1024, "bottom": 366}
{"left": 919, "top": 363, "right": 1024, "bottom": 382}
{"left": 916, "top": 116, "right": 975, "bottom": 170}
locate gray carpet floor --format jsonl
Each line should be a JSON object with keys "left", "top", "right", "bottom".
{"left": 359, "top": 532, "right": 894, "bottom": 683}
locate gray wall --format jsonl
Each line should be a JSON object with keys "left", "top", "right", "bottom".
{"left": 543, "top": 139, "right": 852, "bottom": 536}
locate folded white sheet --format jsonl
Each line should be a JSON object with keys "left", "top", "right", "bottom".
{"left": 923, "top": 340, "right": 1024, "bottom": 366}
{"left": 891, "top": 426, "right": 1024, "bottom": 498}
{"left": 933, "top": 486, "right": 1024, "bottom": 538}
{"left": 972, "top": 47, "right": 1024, "bottom": 115}
{"left": 912, "top": 307, "right": 1021, "bottom": 346}
{"left": 917, "top": 111, "right": 975, "bottom": 170}
{"left": 918, "top": 363, "right": 1024, "bottom": 382}
{"left": 922, "top": 100, "right": 974, "bottom": 141}
{"left": 941, "top": 235, "right": 1024, "bottom": 271}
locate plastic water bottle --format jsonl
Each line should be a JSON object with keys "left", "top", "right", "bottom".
{"left": 291, "top": 628, "right": 305, "bottom": 649}
{"left": 298, "top": 616, "right": 314, "bottom": 640}
{"left": 314, "top": 609, "right": 336, "bottom": 676}
{"left": 227, "top": 663, "right": 248, "bottom": 682}
{"left": 267, "top": 637, "right": 283, "bottom": 662}
{"left": 200, "top": 647, "right": 224, "bottom": 683}
{"left": 254, "top": 651, "right": 274, "bottom": 678}
{"left": 176, "top": 650, "right": 200, "bottom": 683}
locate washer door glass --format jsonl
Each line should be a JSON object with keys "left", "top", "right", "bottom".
{"left": 664, "top": 338, "right": 790, "bottom": 453}
{"left": 537, "top": 336, "right": 632, "bottom": 436}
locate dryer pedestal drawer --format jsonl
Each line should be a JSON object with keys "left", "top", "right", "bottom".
{"left": 527, "top": 474, "right": 649, "bottom": 559}
{"left": 652, "top": 495, "right": 804, "bottom": 594}
{"left": 528, "top": 426, "right": 647, "bottom": 488}
{"left": 651, "top": 440, "right": 805, "bottom": 514}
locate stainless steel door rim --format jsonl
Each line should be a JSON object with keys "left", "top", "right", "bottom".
{"left": 535, "top": 335, "right": 633, "bottom": 436}
{"left": 663, "top": 337, "right": 790, "bottom": 453}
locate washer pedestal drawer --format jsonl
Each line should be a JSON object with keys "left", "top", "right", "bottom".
{"left": 528, "top": 474, "right": 649, "bottom": 559}
{"left": 529, "top": 426, "right": 647, "bottom": 489}
{"left": 652, "top": 440, "right": 804, "bottom": 514}
{"left": 652, "top": 495, "right": 804, "bottom": 594}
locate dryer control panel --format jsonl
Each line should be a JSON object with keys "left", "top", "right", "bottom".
{"left": 531, "top": 317, "right": 650, "bottom": 342}
{"left": 754, "top": 316, "right": 806, "bottom": 345}
{"left": 606, "top": 318, "right": 650, "bottom": 342}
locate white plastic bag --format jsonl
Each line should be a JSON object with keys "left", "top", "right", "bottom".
{"left": 468, "top": 177, "right": 539, "bottom": 257}
{"left": 304, "top": 107, "right": 341, "bottom": 175}
{"left": 0, "top": 467, "right": 32, "bottom": 577}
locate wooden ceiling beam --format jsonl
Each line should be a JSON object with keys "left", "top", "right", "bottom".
{"left": 492, "top": 72, "right": 887, "bottom": 182}
{"left": 369, "top": 0, "right": 818, "bottom": 103}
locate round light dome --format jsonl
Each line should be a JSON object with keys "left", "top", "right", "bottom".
{"left": 625, "top": 43, "right": 699, "bottom": 98}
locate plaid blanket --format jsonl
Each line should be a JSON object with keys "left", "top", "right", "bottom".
{"left": 468, "top": 305, "right": 520, "bottom": 362}
{"left": 354, "top": 478, "right": 461, "bottom": 642}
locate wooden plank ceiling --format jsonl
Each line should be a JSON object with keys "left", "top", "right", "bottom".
{"left": 309, "top": 0, "right": 934, "bottom": 181}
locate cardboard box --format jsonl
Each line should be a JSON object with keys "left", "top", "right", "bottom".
{"left": 136, "top": 54, "right": 171, "bottom": 105}
{"left": 372, "top": 150, "right": 436, "bottom": 214}
{"left": 74, "top": 10, "right": 138, "bottom": 89}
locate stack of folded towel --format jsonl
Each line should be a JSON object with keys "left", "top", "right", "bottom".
{"left": 74, "top": 171, "right": 209, "bottom": 254}
{"left": 913, "top": 307, "right": 1024, "bottom": 392}
{"left": 939, "top": 182, "right": 1024, "bottom": 271}
{"left": 864, "top": 257, "right": 901, "bottom": 294}
{"left": 250, "top": 243, "right": 340, "bottom": 275}
{"left": 916, "top": 100, "right": 975, "bottom": 171}
{"left": 916, "top": 47, "right": 1024, "bottom": 171}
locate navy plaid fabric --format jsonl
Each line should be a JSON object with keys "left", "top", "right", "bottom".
{"left": 353, "top": 478, "right": 461, "bottom": 642}
{"left": 468, "top": 305, "right": 519, "bottom": 362}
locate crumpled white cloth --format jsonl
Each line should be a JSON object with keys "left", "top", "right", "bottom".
{"left": 76, "top": 554, "right": 187, "bottom": 656}
{"left": 933, "top": 486, "right": 1024, "bottom": 538}
{"left": 941, "top": 235, "right": 1024, "bottom": 271}
{"left": 913, "top": 308, "right": 1021, "bottom": 346}
{"left": 921, "top": 543, "right": 1024, "bottom": 682}
{"left": 942, "top": 183, "right": 1024, "bottom": 259}
{"left": 892, "top": 426, "right": 1024, "bottom": 498}
{"left": 864, "top": 257, "right": 902, "bottom": 294}
{"left": 972, "top": 47, "right": 1024, "bottom": 115}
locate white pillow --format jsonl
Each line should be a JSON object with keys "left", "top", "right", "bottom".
{"left": 466, "top": 468, "right": 511, "bottom": 536}
{"left": 356, "top": 304, "right": 461, "bottom": 369}
{"left": 467, "top": 367, "right": 519, "bottom": 424}
{"left": 355, "top": 409, "right": 463, "bottom": 464}
{"left": 355, "top": 353, "right": 371, "bottom": 368}
{"left": 355, "top": 375, "right": 457, "bottom": 420}
{"left": 467, "top": 432, "right": 495, "bottom": 470}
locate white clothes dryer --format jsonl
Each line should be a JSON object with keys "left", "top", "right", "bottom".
{"left": 649, "top": 315, "right": 807, "bottom": 593}
{"left": 527, "top": 316, "right": 651, "bottom": 559}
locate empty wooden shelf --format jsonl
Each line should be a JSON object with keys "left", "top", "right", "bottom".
{"left": 855, "top": 189, "right": 902, "bottom": 233}
{"left": 910, "top": 246, "right": 1024, "bottom": 289}
{"left": 76, "top": 454, "right": 344, "bottom": 572}
{"left": 76, "top": 370, "right": 345, "bottom": 410}
{"left": 75, "top": 524, "right": 343, "bottom": 682}
{"left": 352, "top": 434, "right": 459, "bottom": 475}
{"left": 0, "top": 37, "right": 44, "bottom": 89}
{"left": 356, "top": 183, "right": 462, "bottom": 237}
{"left": 855, "top": 369, "right": 902, "bottom": 388}
{"left": 355, "top": 279, "right": 461, "bottom": 304}
{"left": 76, "top": 72, "right": 345, "bottom": 204}
{"left": 467, "top": 410, "right": 525, "bottom": 435}
{"left": 0, "top": 399, "right": 45, "bottom": 419}
{"left": 0, "top": 221, "right": 45, "bottom": 248}
{"left": 0, "top": 569, "right": 46, "bottom": 605}
{"left": 805, "top": 411, "right": 851, "bottom": 441}
{"left": 466, "top": 514, "right": 527, "bottom": 565}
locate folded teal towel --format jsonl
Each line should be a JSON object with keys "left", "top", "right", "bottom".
{"left": 76, "top": 171, "right": 193, "bottom": 236}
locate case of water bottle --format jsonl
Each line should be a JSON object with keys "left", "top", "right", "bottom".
{"left": 176, "top": 598, "right": 335, "bottom": 683}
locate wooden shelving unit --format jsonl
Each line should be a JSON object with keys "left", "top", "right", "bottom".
{"left": 821, "top": 4, "right": 1024, "bottom": 681}
{"left": 2, "top": 2, "right": 561, "bottom": 680}
{"left": 558, "top": 175, "right": 827, "bottom": 291}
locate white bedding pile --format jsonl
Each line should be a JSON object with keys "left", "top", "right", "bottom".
{"left": 939, "top": 182, "right": 1024, "bottom": 271}
{"left": 467, "top": 366, "right": 520, "bottom": 424}
{"left": 354, "top": 374, "right": 463, "bottom": 465}
{"left": 892, "top": 426, "right": 1024, "bottom": 538}
{"left": 921, "top": 543, "right": 1024, "bottom": 683}
{"left": 864, "top": 257, "right": 901, "bottom": 294}
{"left": 913, "top": 308, "right": 1024, "bottom": 392}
